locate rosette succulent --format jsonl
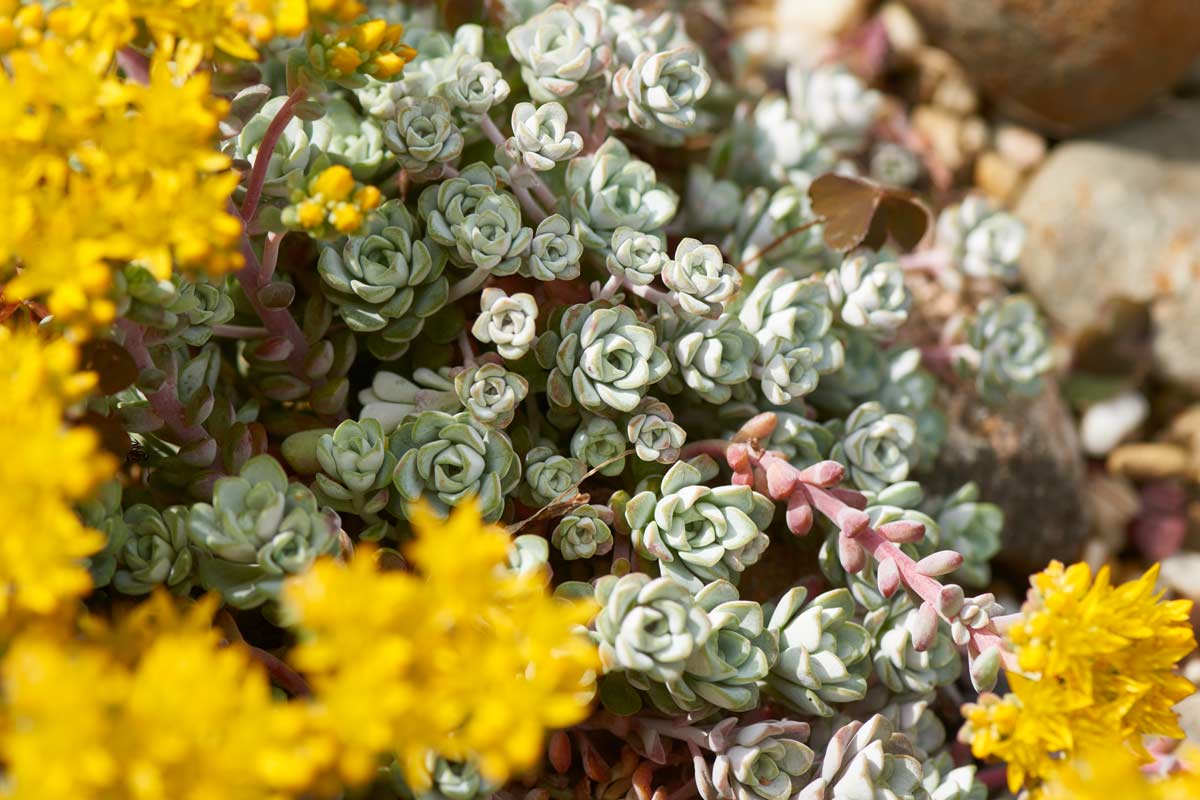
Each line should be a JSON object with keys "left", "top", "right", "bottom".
{"left": 551, "top": 504, "right": 614, "bottom": 560}
{"left": 625, "top": 459, "right": 773, "bottom": 592}
{"left": 524, "top": 445, "right": 587, "bottom": 505}
{"left": 564, "top": 137, "right": 678, "bottom": 250}
{"left": 961, "top": 295, "right": 1052, "bottom": 404}
{"left": 418, "top": 162, "right": 498, "bottom": 248}
{"left": 738, "top": 268, "right": 843, "bottom": 403}
{"left": 866, "top": 598, "right": 962, "bottom": 694}
{"left": 505, "top": 3, "right": 611, "bottom": 102}
{"left": 454, "top": 362, "right": 529, "bottom": 429}
{"left": 450, "top": 188, "right": 532, "bottom": 275}
{"left": 186, "top": 455, "right": 340, "bottom": 608}
{"left": 472, "top": 288, "right": 539, "bottom": 360}
{"left": 231, "top": 95, "right": 316, "bottom": 199}
{"left": 524, "top": 214, "right": 582, "bottom": 281}
{"left": 441, "top": 55, "right": 511, "bottom": 121}
{"left": 656, "top": 309, "right": 757, "bottom": 404}
{"left": 570, "top": 415, "right": 628, "bottom": 476}
{"left": 504, "top": 101, "right": 583, "bottom": 171}
{"left": 612, "top": 45, "right": 711, "bottom": 138}
{"left": 709, "top": 721, "right": 815, "bottom": 800}
{"left": 927, "top": 484, "right": 1002, "bottom": 588}
{"left": 317, "top": 201, "right": 449, "bottom": 355}
{"left": 765, "top": 587, "right": 873, "bottom": 717}
{"left": 633, "top": 580, "right": 776, "bottom": 714}
{"left": 390, "top": 410, "right": 520, "bottom": 522}
{"left": 314, "top": 419, "right": 397, "bottom": 536}
{"left": 311, "top": 97, "right": 390, "bottom": 181}
{"left": 790, "top": 64, "right": 882, "bottom": 152}
{"left": 79, "top": 481, "right": 129, "bottom": 588}
{"left": 830, "top": 402, "right": 917, "bottom": 492}
{"left": 383, "top": 96, "right": 464, "bottom": 179}
{"left": 357, "top": 367, "right": 459, "bottom": 433}
{"left": 796, "top": 716, "right": 926, "bottom": 800}
{"left": 593, "top": 572, "right": 711, "bottom": 682}
{"left": 606, "top": 227, "right": 669, "bottom": 286}
{"left": 826, "top": 253, "right": 911, "bottom": 337}
{"left": 625, "top": 397, "right": 685, "bottom": 463}
{"left": 662, "top": 238, "right": 741, "bottom": 317}
{"left": 540, "top": 302, "right": 670, "bottom": 414}
{"left": 762, "top": 412, "right": 835, "bottom": 469}
{"left": 937, "top": 196, "right": 1026, "bottom": 282}
{"left": 115, "top": 505, "right": 196, "bottom": 596}
{"left": 727, "top": 185, "right": 828, "bottom": 278}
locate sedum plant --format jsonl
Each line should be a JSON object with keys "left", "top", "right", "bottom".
{"left": 13, "top": 3, "right": 1172, "bottom": 800}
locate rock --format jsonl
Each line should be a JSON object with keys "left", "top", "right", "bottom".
{"left": 1079, "top": 390, "right": 1148, "bottom": 457}
{"left": 1107, "top": 442, "right": 1192, "bottom": 482}
{"left": 768, "top": 0, "right": 872, "bottom": 61}
{"left": 993, "top": 124, "right": 1046, "bottom": 172}
{"left": 903, "top": 0, "right": 1200, "bottom": 134}
{"left": 911, "top": 105, "right": 987, "bottom": 174}
{"left": 973, "top": 151, "right": 1023, "bottom": 204}
{"left": 1015, "top": 101, "right": 1200, "bottom": 390}
{"left": 923, "top": 382, "right": 1088, "bottom": 578}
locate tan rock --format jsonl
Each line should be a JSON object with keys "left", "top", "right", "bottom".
{"left": 974, "top": 151, "right": 1023, "bottom": 204}
{"left": 1107, "top": 442, "right": 1191, "bottom": 481}
{"left": 993, "top": 124, "right": 1046, "bottom": 172}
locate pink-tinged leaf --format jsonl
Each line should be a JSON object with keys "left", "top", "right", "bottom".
{"left": 766, "top": 459, "right": 799, "bottom": 498}
{"left": 916, "top": 550, "right": 964, "bottom": 577}
{"left": 937, "top": 584, "right": 965, "bottom": 617}
{"left": 733, "top": 412, "right": 778, "bottom": 443}
{"left": 909, "top": 602, "right": 939, "bottom": 652}
{"left": 877, "top": 557, "right": 901, "bottom": 597}
{"left": 786, "top": 494, "right": 814, "bottom": 536}
{"left": 878, "top": 519, "right": 926, "bottom": 543}
{"left": 839, "top": 534, "right": 866, "bottom": 573}
{"left": 549, "top": 731, "right": 572, "bottom": 774}
{"left": 796, "top": 460, "right": 846, "bottom": 487}
{"left": 836, "top": 507, "right": 870, "bottom": 538}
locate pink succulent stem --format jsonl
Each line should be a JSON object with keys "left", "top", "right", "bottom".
{"left": 239, "top": 87, "right": 308, "bottom": 223}
{"left": 117, "top": 319, "right": 210, "bottom": 445}
{"left": 235, "top": 229, "right": 313, "bottom": 381}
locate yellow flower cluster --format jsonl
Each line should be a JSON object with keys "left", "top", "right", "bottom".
{"left": 0, "top": 26, "right": 243, "bottom": 330}
{"left": 284, "top": 502, "right": 600, "bottom": 788}
{"left": 1042, "top": 747, "right": 1200, "bottom": 800}
{"left": 286, "top": 164, "right": 383, "bottom": 237}
{"left": 0, "top": 327, "right": 114, "bottom": 624}
{"left": 0, "top": 594, "right": 319, "bottom": 800}
{"left": 961, "top": 561, "right": 1196, "bottom": 795}
{"left": 319, "top": 18, "right": 417, "bottom": 81}
{"left": 0, "top": 502, "right": 599, "bottom": 799}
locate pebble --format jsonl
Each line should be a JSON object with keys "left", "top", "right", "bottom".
{"left": 1080, "top": 390, "right": 1149, "bottom": 456}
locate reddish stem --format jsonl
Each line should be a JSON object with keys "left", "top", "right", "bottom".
{"left": 248, "top": 646, "right": 312, "bottom": 697}
{"left": 116, "top": 48, "right": 150, "bottom": 84}
{"left": 235, "top": 225, "right": 314, "bottom": 383}
{"left": 117, "top": 319, "right": 209, "bottom": 445}
{"left": 239, "top": 87, "right": 308, "bottom": 223}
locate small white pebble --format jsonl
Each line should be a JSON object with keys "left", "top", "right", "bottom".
{"left": 1080, "top": 390, "right": 1149, "bottom": 457}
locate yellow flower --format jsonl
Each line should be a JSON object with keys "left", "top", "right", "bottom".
{"left": 284, "top": 500, "right": 600, "bottom": 790}
{"left": 961, "top": 560, "right": 1197, "bottom": 794}
{"left": 0, "top": 326, "right": 113, "bottom": 623}
{"left": 1042, "top": 747, "right": 1200, "bottom": 800}
{"left": 0, "top": 1, "right": 45, "bottom": 53}
{"left": 316, "top": 18, "right": 417, "bottom": 83}
{"left": 283, "top": 165, "right": 380, "bottom": 238}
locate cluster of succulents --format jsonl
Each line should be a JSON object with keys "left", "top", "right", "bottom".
{"left": 81, "top": 2, "right": 1055, "bottom": 798}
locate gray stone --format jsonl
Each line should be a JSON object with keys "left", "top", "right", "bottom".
{"left": 1015, "top": 101, "right": 1200, "bottom": 391}
{"left": 922, "top": 382, "right": 1088, "bottom": 577}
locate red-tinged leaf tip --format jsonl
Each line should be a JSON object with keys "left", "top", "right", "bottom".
{"left": 766, "top": 460, "right": 799, "bottom": 498}
{"left": 786, "top": 496, "right": 814, "bottom": 536}
{"left": 877, "top": 557, "right": 901, "bottom": 598}
{"left": 836, "top": 507, "right": 870, "bottom": 538}
{"left": 795, "top": 460, "right": 846, "bottom": 487}
{"left": 877, "top": 519, "right": 926, "bottom": 543}
{"left": 909, "top": 602, "right": 939, "bottom": 652}
{"left": 839, "top": 534, "right": 866, "bottom": 573}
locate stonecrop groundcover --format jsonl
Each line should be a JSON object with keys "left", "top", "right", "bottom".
{"left": 0, "top": 1, "right": 1196, "bottom": 799}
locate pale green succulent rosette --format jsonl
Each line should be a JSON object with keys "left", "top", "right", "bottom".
{"left": 383, "top": 96, "right": 464, "bottom": 180}
{"left": 865, "top": 596, "right": 962, "bottom": 695}
{"left": 626, "top": 460, "right": 773, "bottom": 592}
{"left": 186, "top": 455, "right": 340, "bottom": 609}
{"left": 656, "top": 308, "right": 757, "bottom": 405}
{"left": 826, "top": 252, "right": 911, "bottom": 338}
{"left": 937, "top": 195, "right": 1025, "bottom": 282}
{"left": 449, "top": 188, "right": 532, "bottom": 276}
{"left": 523, "top": 214, "right": 582, "bottom": 281}
{"left": 662, "top": 238, "right": 741, "bottom": 317}
{"left": 79, "top": 480, "right": 130, "bottom": 589}
{"left": 116, "top": 504, "right": 197, "bottom": 596}
{"left": 505, "top": 3, "right": 611, "bottom": 103}
{"left": 453, "top": 362, "right": 528, "bottom": 429}
{"left": 593, "top": 572, "right": 712, "bottom": 683}
{"left": 314, "top": 419, "right": 397, "bottom": 537}
{"left": 962, "top": 295, "right": 1053, "bottom": 404}
{"left": 612, "top": 45, "right": 711, "bottom": 138}
{"left": 795, "top": 716, "right": 926, "bottom": 800}
{"left": 523, "top": 445, "right": 586, "bottom": 506}
{"left": 625, "top": 397, "right": 685, "bottom": 463}
{"left": 564, "top": 137, "right": 678, "bottom": 251}
{"left": 417, "top": 162, "right": 498, "bottom": 249}
{"left": 551, "top": 504, "right": 614, "bottom": 561}
{"left": 570, "top": 415, "right": 628, "bottom": 476}
{"left": 710, "top": 721, "right": 815, "bottom": 800}
{"left": 503, "top": 101, "right": 583, "bottom": 171}
{"left": 830, "top": 402, "right": 917, "bottom": 493}
{"left": 606, "top": 227, "right": 669, "bottom": 287}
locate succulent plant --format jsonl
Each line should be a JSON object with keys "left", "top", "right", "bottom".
{"left": 441, "top": 55, "right": 511, "bottom": 121}
{"left": 317, "top": 201, "right": 449, "bottom": 356}
{"left": 418, "top": 162, "right": 499, "bottom": 248}
{"left": 656, "top": 309, "right": 757, "bottom": 404}
{"left": 454, "top": 362, "right": 529, "bottom": 429}
{"left": 685, "top": 165, "right": 743, "bottom": 236}
{"left": 450, "top": 188, "right": 532, "bottom": 276}
{"left": 707, "top": 721, "right": 815, "bottom": 800}
{"left": 632, "top": 580, "right": 776, "bottom": 714}
{"left": 866, "top": 597, "right": 962, "bottom": 694}
{"left": 961, "top": 295, "right": 1053, "bottom": 404}
{"left": 186, "top": 455, "right": 340, "bottom": 608}
{"left": 830, "top": 402, "right": 917, "bottom": 492}
{"left": 314, "top": 419, "right": 397, "bottom": 538}
{"left": 625, "top": 460, "right": 773, "bottom": 592}
{"left": 524, "top": 445, "right": 587, "bottom": 505}
{"left": 765, "top": 587, "right": 873, "bottom": 717}
{"left": 383, "top": 96, "right": 464, "bottom": 179}
{"left": 662, "top": 238, "right": 741, "bottom": 317}
{"left": 504, "top": 101, "right": 583, "bottom": 172}
{"left": 472, "top": 288, "right": 539, "bottom": 360}
{"left": 606, "top": 227, "right": 669, "bottom": 286}
{"left": 540, "top": 302, "right": 670, "bottom": 414}
{"left": 506, "top": 3, "right": 611, "bottom": 103}
{"left": 564, "top": 137, "right": 678, "bottom": 250}
{"left": 593, "top": 572, "right": 711, "bottom": 682}
{"left": 358, "top": 368, "right": 460, "bottom": 433}
{"left": 789, "top": 64, "right": 882, "bottom": 153}
{"left": 570, "top": 415, "right": 628, "bottom": 476}
{"left": 115, "top": 504, "right": 196, "bottom": 596}
{"left": 762, "top": 412, "right": 835, "bottom": 469}
{"left": 727, "top": 185, "right": 828, "bottom": 278}
{"left": 311, "top": 97, "right": 390, "bottom": 181}
{"left": 738, "top": 268, "right": 843, "bottom": 404}
{"left": 79, "top": 480, "right": 130, "bottom": 589}
{"left": 612, "top": 45, "right": 711, "bottom": 139}
{"left": 551, "top": 504, "right": 614, "bottom": 560}
{"left": 625, "top": 397, "right": 685, "bottom": 463}
{"left": 390, "top": 410, "right": 521, "bottom": 522}
{"left": 796, "top": 715, "right": 926, "bottom": 800}
{"left": 937, "top": 196, "right": 1025, "bottom": 282}
{"left": 826, "top": 253, "right": 911, "bottom": 338}
{"left": 231, "top": 95, "right": 316, "bottom": 199}
{"left": 926, "top": 484, "right": 1002, "bottom": 588}
{"left": 524, "top": 214, "right": 583, "bottom": 281}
